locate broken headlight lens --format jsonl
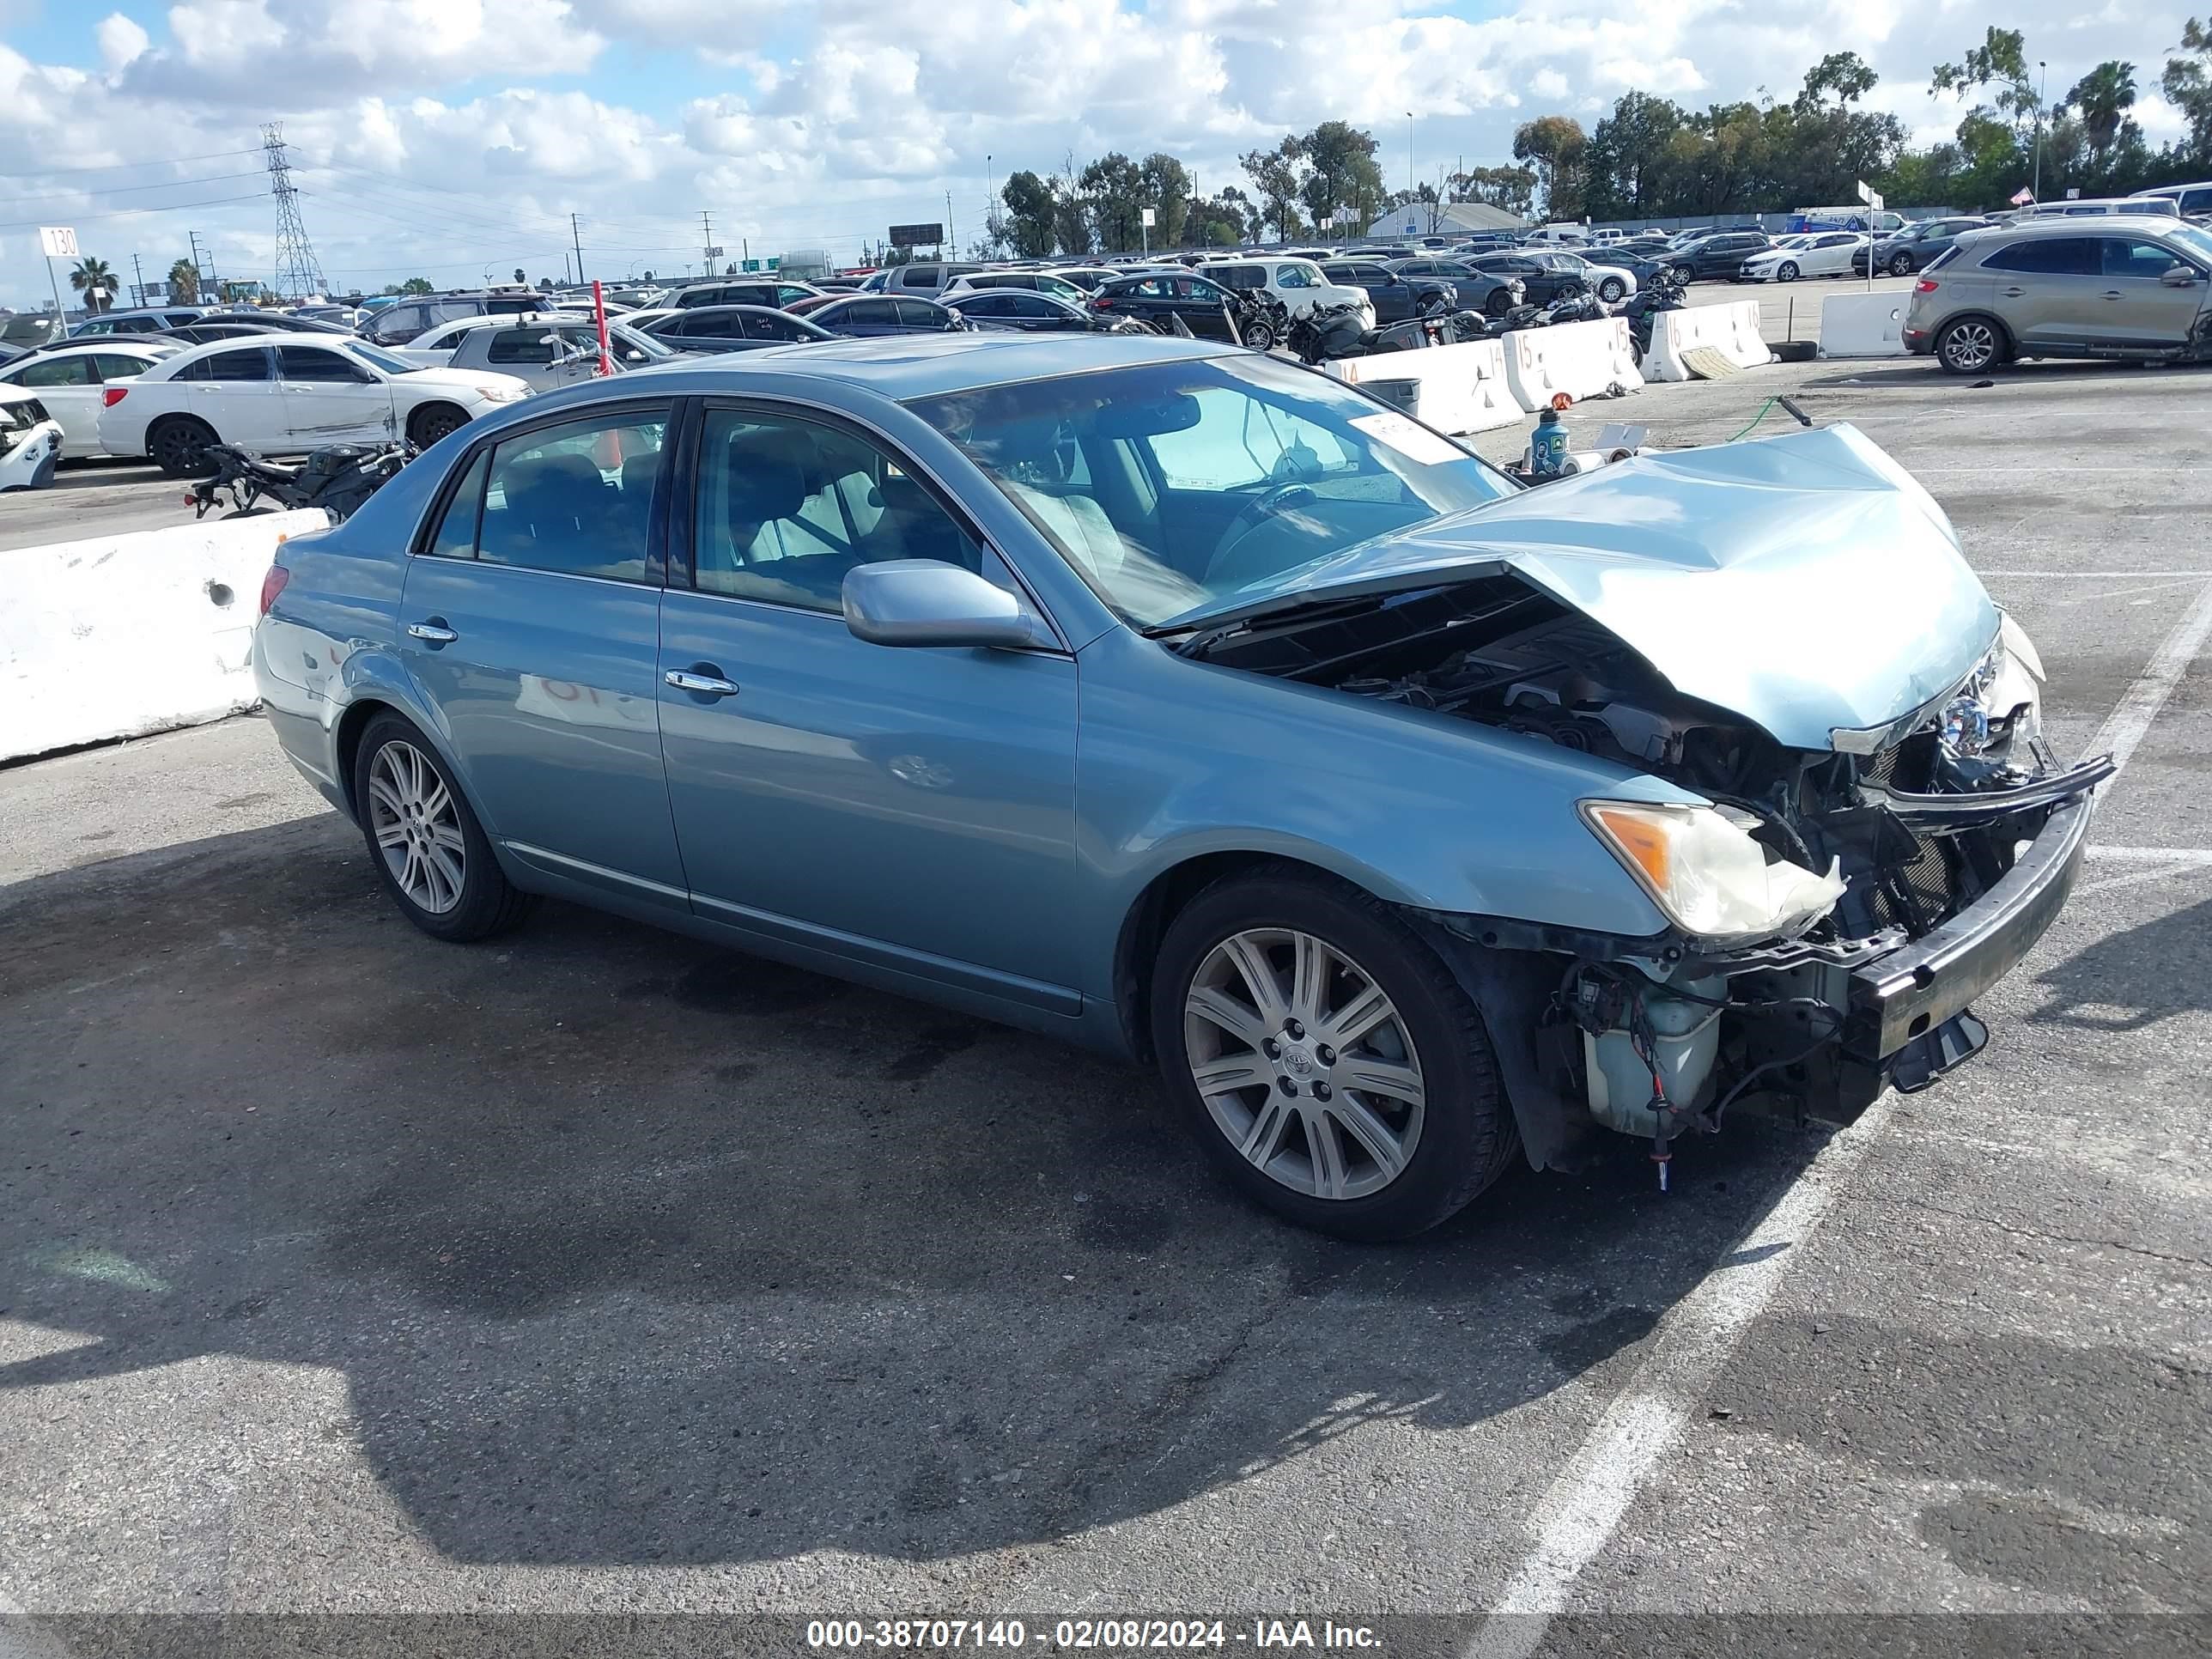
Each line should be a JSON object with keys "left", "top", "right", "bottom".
{"left": 1580, "top": 800, "right": 1846, "bottom": 940}
{"left": 1956, "top": 613, "right": 2046, "bottom": 755}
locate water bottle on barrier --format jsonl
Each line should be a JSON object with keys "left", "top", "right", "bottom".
{"left": 1527, "top": 407, "right": 1569, "bottom": 477}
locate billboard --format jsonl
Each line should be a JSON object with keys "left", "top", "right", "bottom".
{"left": 889, "top": 222, "right": 945, "bottom": 248}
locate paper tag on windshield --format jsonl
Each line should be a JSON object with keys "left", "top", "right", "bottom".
{"left": 1349, "top": 411, "right": 1468, "bottom": 467}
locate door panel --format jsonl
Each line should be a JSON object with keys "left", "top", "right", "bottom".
{"left": 186, "top": 347, "right": 284, "bottom": 446}
{"left": 658, "top": 406, "right": 1080, "bottom": 1000}
{"left": 398, "top": 410, "right": 685, "bottom": 902}
{"left": 276, "top": 345, "right": 393, "bottom": 444}
{"left": 2097, "top": 239, "right": 2208, "bottom": 349}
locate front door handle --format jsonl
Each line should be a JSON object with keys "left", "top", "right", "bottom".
{"left": 665, "top": 668, "right": 739, "bottom": 697}
{"left": 2001, "top": 286, "right": 2026, "bottom": 296}
{"left": 2103, "top": 290, "right": 2124, "bottom": 301}
{"left": 406, "top": 620, "right": 459, "bottom": 644}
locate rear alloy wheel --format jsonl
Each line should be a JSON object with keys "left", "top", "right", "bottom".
{"left": 1597, "top": 277, "right": 1626, "bottom": 303}
{"left": 149, "top": 416, "right": 218, "bottom": 478}
{"left": 1152, "top": 869, "right": 1515, "bottom": 1239}
{"left": 1776, "top": 261, "right": 1801, "bottom": 283}
{"left": 1888, "top": 252, "right": 1915, "bottom": 276}
{"left": 353, "top": 714, "right": 532, "bottom": 942}
{"left": 1936, "top": 317, "right": 2002, "bottom": 375}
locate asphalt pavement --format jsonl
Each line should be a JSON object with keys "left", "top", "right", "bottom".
{"left": 0, "top": 459, "right": 181, "bottom": 552}
{"left": 1, "top": 353, "right": 2208, "bottom": 1658}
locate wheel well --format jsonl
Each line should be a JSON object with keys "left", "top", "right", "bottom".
{"left": 1111, "top": 851, "right": 1354, "bottom": 1066}
{"left": 146, "top": 411, "right": 212, "bottom": 447}
{"left": 333, "top": 697, "right": 402, "bottom": 817}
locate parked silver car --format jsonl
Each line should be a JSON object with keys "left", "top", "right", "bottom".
{"left": 441, "top": 318, "right": 678, "bottom": 391}
{"left": 1904, "top": 215, "right": 2212, "bottom": 373}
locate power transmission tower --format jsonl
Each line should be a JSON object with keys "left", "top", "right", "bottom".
{"left": 261, "top": 122, "right": 326, "bottom": 299}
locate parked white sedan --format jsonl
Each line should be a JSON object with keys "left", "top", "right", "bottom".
{"left": 98, "top": 336, "right": 530, "bottom": 476}
{"left": 1739, "top": 232, "right": 1869, "bottom": 283}
{"left": 0, "top": 338, "right": 177, "bottom": 457}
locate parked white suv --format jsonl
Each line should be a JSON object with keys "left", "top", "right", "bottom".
{"left": 1202, "top": 258, "right": 1375, "bottom": 331}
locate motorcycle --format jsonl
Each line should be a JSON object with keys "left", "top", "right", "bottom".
{"left": 1618, "top": 271, "right": 1688, "bottom": 368}
{"left": 187, "top": 441, "right": 414, "bottom": 524}
{"left": 1285, "top": 291, "right": 1470, "bottom": 365}
{"left": 1495, "top": 276, "right": 1613, "bottom": 337}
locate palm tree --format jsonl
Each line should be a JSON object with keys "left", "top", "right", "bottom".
{"left": 167, "top": 258, "right": 201, "bottom": 303}
{"left": 2063, "top": 60, "right": 2139, "bottom": 167}
{"left": 70, "top": 256, "right": 118, "bottom": 313}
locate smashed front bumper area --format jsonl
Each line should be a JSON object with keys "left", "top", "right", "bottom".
{"left": 1419, "top": 744, "right": 2111, "bottom": 1182}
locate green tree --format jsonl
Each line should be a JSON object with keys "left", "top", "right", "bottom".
{"left": 1450, "top": 165, "right": 1536, "bottom": 216}
{"left": 2058, "top": 61, "right": 2143, "bottom": 185}
{"left": 1052, "top": 155, "right": 1094, "bottom": 257}
{"left": 1297, "top": 121, "right": 1386, "bottom": 233}
{"left": 1583, "top": 92, "right": 1687, "bottom": 217}
{"left": 2162, "top": 18, "right": 2212, "bottom": 164}
{"left": 1511, "top": 115, "right": 1588, "bottom": 220}
{"left": 1138, "top": 152, "right": 1193, "bottom": 246}
{"left": 69, "top": 256, "right": 118, "bottom": 313}
{"left": 1239, "top": 137, "right": 1307, "bottom": 240}
{"left": 1932, "top": 27, "right": 2045, "bottom": 143}
{"left": 1001, "top": 170, "right": 1058, "bottom": 258}
{"left": 1079, "top": 150, "right": 1146, "bottom": 252}
{"left": 400, "top": 276, "right": 434, "bottom": 295}
{"left": 166, "top": 258, "right": 201, "bottom": 303}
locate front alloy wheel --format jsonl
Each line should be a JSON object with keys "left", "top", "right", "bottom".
{"left": 1776, "top": 261, "right": 1801, "bottom": 283}
{"left": 1185, "top": 927, "right": 1424, "bottom": 1202}
{"left": 1888, "top": 252, "right": 1915, "bottom": 276}
{"left": 1151, "top": 868, "right": 1516, "bottom": 1239}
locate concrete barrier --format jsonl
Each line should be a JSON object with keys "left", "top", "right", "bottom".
{"left": 1326, "top": 337, "right": 1522, "bottom": 434}
{"left": 1644, "top": 300, "right": 1773, "bottom": 381}
{"left": 1501, "top": 317, "right": 1645, "bottom": 411}
{"left": 1, "top": 509, "right": 330, "bottom": 763}
{"left": 1818, "top": 291, "right": 1911, "bottom": 358}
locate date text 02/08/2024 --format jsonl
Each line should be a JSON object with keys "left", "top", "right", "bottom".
{"left": 805, "top": 1618, "right": 1384, "bottom": 1650}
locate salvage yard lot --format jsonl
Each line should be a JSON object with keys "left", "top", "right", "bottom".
{"left": 2, "top": 356, "right": 2209, "bottom": 1654}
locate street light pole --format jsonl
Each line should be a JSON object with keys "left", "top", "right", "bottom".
{"left": 2033, "top": 59, "right": 2048, "bottom": 201}
{"left": 1405, "top": 112, "right": 1415, "bottom": 203}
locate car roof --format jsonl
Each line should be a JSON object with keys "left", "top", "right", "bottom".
{"left": 14, "top": 337, "right": 177, "bottom": 358}
{"left": 605, "top": 331, "right": 1235, "bottom": 400}
{"left": 1988, "top": 212, "right": 2192, "bottom": 235}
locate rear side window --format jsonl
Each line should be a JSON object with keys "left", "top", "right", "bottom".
{"left": 471, "top": 412, "right": 670, "bottom": 582}
{"left": 2185, "top": 187, "right": 2212, "bottom": 215}
{"left": 1923, "top": 246, "right": 1965, "bottom": 273}
{"left": 92, "top": 354, "right": 155, "bottom": 380}
{"left": 1982, "top": 238, "right": 2099, "bottom": 275}
{"left": 179, "top": 348, "right": 271, "bottom": 382}
{"left": 425, "top": 450, "right": 489, "bottom": 560}
{"left": 1212, "top": 266, "right": 1263, "bottom": 289}
{"left": 15, "top": 356, "right": 95, "bottom": 387}
{"left": 901, "top": 267, "right": 939, "bottom": 289}
{"left": 485, "top": 329, "right": 558, "bottom": 365}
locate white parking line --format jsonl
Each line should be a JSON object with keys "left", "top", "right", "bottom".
{"left": 1462, "top": 559, "right": 2212, "bottom": 1653}
{"left": 1975, "top": 570, "right": 2212, "bottom": 579}
{"left": 2089, "top": 845, "right": 2212, "bottom": 864}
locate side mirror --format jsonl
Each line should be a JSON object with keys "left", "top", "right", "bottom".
{"left": 843, "top": 560, "right": 1056, "bottom": 651}
{"left": 2160, "top": 264, "right": 2200, "bottom": 287}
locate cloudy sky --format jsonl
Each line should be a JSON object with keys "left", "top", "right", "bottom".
{"left": 0, "top": 0, "right": 2198, "bottom": 307}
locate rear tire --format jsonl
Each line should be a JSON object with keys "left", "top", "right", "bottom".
{"left": 1243, "top": 318, "right": 1277, "bottom": 352}
{"left": 1597, "top": 277, "right": 1626, "bottom": 302}
{"left": 1936, "top": 316, "right": 2007, "bottom": 375}
{"left": 351, "top": 713, "right": 533, "bottom": 943}
{"left": 1149, "top": 867, "right": 1516, "bottom": 1241}
{"left": 1668, "top": 264, "right": 1694, "bottom": 285}
{"left": 149, "top": 416, "right": 218, "bottom": 478}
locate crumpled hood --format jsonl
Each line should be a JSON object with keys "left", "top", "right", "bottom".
{"left": 1200, "top": 422, "right": 1998, "bottom": 752}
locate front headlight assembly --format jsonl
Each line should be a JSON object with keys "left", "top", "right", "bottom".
{"left": 1580, "top": 800, "right": 1845, "bottom": 941}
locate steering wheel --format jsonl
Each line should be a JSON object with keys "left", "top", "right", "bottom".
{"left": 1205, "top": 481, "right": 1316, "bottom": 581}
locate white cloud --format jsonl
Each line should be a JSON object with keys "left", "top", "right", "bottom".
{"left": 95, "top": 13, "right": 151, "bottom": 72}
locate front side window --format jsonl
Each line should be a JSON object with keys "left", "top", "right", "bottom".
{"left": 1186, "top": 279, "right": 1230, "bottom": 304}
{"left": 471, "top": 412, "right": 668, "bottom": 581}
{"left": 901, "top": 268, "right": 938, "bottom": 289}
{"left": 2101, "top": 238, "right": 2185, "bottom": 279}
{"left": 485, "top": 330, "right": 559, "bottom": 365}
{"left": 958, "top": 293, "right": 1014, "bottom": 318}
{"left": 278, "top": 345, "right": 372, "bottom": 382}
{"left": 893, "top": 298, "right": 955, "bottom": 328}
{"left": 1277, "top": 264, "right": 1316, "bottom": 289}
{"left": 690, "top": 410, "right": 988, "bottom": 613}
{"left": 836, "top": 300, "right": 898, "bottom": 326}
{"left": 15, "top": 356, "right": 94, "bottom": 387}
{"left": 909, "top": 354, "right": 1515, "bottom": 628}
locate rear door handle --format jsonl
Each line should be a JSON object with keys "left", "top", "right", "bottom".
{"left": 665, "top": 668, "right": 739, "bottom": 697}
{"left": 2102, "top": 290, "right": 2124, "bottom": 300}
{"left": 406, "top": 621, "right": 459, "bottom": 644}
{"left": 2001, "top": 286, "right": 2026, "bottom": 296}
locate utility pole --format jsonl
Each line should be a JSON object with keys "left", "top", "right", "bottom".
{"left": 701, "top": 210, "right": 715, "bottom": 276}
{"left": 131, "top": 253, "right": 146, "bottom": 307}
{"left": 189, "top": 229, "right": 216, "bottom": 302}
{"left": 1406, "top": 111, "right": 1415, "bottom": 202}
{"left": 571, "top": 212, "right": 586, "bottom": 285}
{"left": 946, "top": 189, "right": 955, "bottom": 258}
{"left": 2033, "top": 59, "right": 2049, "bottom": 201}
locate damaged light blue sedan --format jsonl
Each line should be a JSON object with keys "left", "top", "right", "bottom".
{"left": 253, "top": 335, "right": 2110, "bottom": 1239}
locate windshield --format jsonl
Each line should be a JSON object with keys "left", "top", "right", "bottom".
{"left": 348, "top": 341, "right": 424, "bottom": 375}
{"left": 907, "top": 353, "right": 1516, "bottom": 629}
{"left": 2168, "top": 223, "right": 2212, "bottom": 265}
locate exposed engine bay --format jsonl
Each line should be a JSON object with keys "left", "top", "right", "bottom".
{"left": 1187, "top": 572, "right": 2113, "bottom": 1178}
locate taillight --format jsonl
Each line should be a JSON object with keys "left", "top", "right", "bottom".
{"left": 1092, "top": 296, "right": 1113, "bottom": 308}
{"left": 1914, "top": 277, "right": 1938, "bottom": 294}
{"left": 259, "top": 565, "right": 290, "bottom": 617}
{"left": 102, "top": 386, "right": 129, "bottom": 407}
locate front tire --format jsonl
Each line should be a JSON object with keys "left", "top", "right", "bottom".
{"left": 352, "top": 713, "right": 532, "bottom": 942}
{"left": 1243, "top": 318, "right": 1277, "bottom": 352}
{"left": 1150, "top": 868, "right": 1515, "bottom": 1241}
{"left": 1776, "top": 261, "right": 1800, "bottom": 283}
{"left": 1668, "top": 264, "right": 1693, "bottom": 285}
{"left": 1888, "top": 252, "right": 1914, "bottom": 276}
